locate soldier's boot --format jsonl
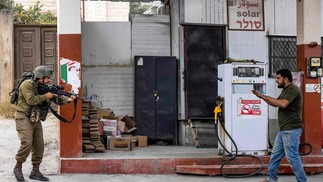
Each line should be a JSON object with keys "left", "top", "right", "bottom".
{"left": 29, "top": 164, "right": 49, "bottom": 181}
{"left": 13, "top": 162, "right": 25, "bottom": 181}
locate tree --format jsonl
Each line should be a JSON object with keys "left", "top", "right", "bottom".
{"left": 13, "top": 1, "right": 56, "bottom": 24}
{"left": 130, "top": 2, "right": 151, "bottom": 14}
{"left": 0, "top": 0, "right": 13, "bottom": 10}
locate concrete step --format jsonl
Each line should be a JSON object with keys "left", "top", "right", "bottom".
{"left": 61, "top": 155, "right": 323, "bottom": 175}
{"left": 60, "top": 146, "right": 323, "bottom": 175}
{"left": 175, "top": 163, "right": 323, "bottom": 176}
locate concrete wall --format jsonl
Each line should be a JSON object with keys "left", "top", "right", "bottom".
{"left": 82, "top": 22, "right": 133, "bottom": 116}
{"left": 82, "top": 18, "right": 172, "bottom": 116}
{"left": 13, "top": 0, "right": 130, "bottom": 21}
{"left": 83, "top": 1, "right": 129, "bottom": 22}
{"left": 0, "top": 9, "right": 14, "bottom": 104}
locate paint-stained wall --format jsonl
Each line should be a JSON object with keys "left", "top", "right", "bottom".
{"left": 0, "top": 10, "right": 14, "bottom": 103}
{"left": 58, "top": 0, "right": 82, "bottom": 158}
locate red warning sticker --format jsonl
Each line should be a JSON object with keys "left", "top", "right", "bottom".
{"left": 240, "top": 100, "right": 261, "bottom": 115}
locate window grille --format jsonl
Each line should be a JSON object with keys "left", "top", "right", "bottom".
{"left": 268, "top": 36, "right": 323, "bottom": 77}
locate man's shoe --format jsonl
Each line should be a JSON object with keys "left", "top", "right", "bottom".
{"left": 13, "top": 162, "right": 25, "bottom": 181}
{"left": 29, "top": 164, "right": 49, "bottom": 181}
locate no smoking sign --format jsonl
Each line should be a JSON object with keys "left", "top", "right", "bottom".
{"left": 240, "top": 100, "right": 261, "bottom": 115}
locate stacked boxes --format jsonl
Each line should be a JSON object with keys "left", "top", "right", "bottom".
{"left": 99, "top": 117, "right": 118, "bottom": 136}
{"left": 82, "top": 100, "right": 105, "bottom": 153}
{"left": 82, "top": 101, "right": 148, "bottom": 151}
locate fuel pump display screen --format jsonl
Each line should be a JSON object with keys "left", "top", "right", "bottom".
{"left": 237, "top": 67, "right": 261, "bottom": 77}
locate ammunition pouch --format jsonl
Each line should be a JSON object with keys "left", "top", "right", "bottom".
{"left": 26, "top": 100, "right": 50, "bottom": 122}
{"left": 38, "top": 108, "right": 48, "bottom": 121}
{"left": 38, "top": 100, "right": 50, "bottom": 121}
{"left": 26, "top": 107, "right": 40, "bottom": 123}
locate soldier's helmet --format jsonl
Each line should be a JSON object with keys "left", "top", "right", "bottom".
{"left": 33, "top": 65, "right": 53, "bottom": 80}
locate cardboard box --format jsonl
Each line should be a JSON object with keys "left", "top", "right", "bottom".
{"left": 121, "top": 135, "right": 137, "bottom": 147}
{"left": 99, "top": 118, "right": 118, "bottom": 136}
{"left": 118, "top": 120, "right": 126, "bottom": 132}
{"left": 97, "top": 107, "right": 114, "bottom": 119}
{"left": 121, "top": 115, "right": 137, "bottom": 133}
{"left": 132, "top": 140, "right": 138, "bottom": 147}
{"left": 135, "top": 136, "right": 148, "bottom": 147}
{"left": 109, "top": 137, "right": 132, "bottom": 151}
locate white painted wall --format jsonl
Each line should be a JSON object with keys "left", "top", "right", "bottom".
{"left": 82, "top": 66, "right": 134, "bottom": 116}
{"left": 297, "top": 0, "right": 321, "bottom": 45}
{"left": 82, "top": 16, "right": 172, "bottom": 116}
{"left": 82, "top": 22, "right": 132, "bottom": 116}
{"left": 82, "top": 22, "right": 131, "bottom": 65}
{"left": 269, "top": 0, "right": 297, "bottom": 35}
{"left": 58, "top": 0, "right": 81, "bottom": 34}
{"left": 82, "top": 15, "right": 173, "bottom": 117}
{"left": 83, "top": 1, "right": 129, "bottom": 22}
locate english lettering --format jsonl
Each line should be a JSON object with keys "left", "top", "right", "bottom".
{"left": 237, "top": 10, "right": 260, "bottom": 17}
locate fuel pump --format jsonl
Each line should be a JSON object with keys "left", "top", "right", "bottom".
{"left": 217, "top": 62, "right": 268, "bottom": 156}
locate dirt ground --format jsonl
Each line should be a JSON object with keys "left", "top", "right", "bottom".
{"left": 0, "top": 113, "right": 59, "bottom": 182}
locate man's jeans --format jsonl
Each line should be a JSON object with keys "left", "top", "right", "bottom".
{"left": 267, "top": 128, "right": 307, "bottom": 182}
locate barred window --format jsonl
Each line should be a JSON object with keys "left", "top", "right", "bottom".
{"left": 268, "top": 36, "right": 323, "bottom": 77}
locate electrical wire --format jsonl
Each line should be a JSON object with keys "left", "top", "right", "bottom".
{"left": 267, "top": 125, "right": 312, "bottom": 156}
{"left": 299, "top": 143, "right": 312, "bottom": 156}
{"left": 215, "top": 96, "right": 264, "bottom": 178}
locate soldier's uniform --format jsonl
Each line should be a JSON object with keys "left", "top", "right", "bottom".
{"left": 13, "top": 66, "right": 71, "bottom": 182}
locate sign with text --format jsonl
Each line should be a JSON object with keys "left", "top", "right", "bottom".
{"left": 227, "top": 0, "right": 264, "bottom": 31}
{"left": 240, "top": 100, "right": 261, "bottom": 115}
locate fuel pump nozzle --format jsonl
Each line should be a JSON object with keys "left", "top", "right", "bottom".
{"left": 214, "top": 96, "right": 224, "bottom": 124}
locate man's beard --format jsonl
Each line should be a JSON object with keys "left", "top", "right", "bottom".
{"left": 277, "top": 83, "right": 284, "bottom": 88}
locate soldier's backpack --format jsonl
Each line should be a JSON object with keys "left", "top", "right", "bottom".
{"left": 9, "top": 72, "right": 34, "bottom": 105}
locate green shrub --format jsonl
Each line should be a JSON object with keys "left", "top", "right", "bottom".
{"left": 13, "top": 1, "right": 56, "bottom": 24}
{"left": 0, "top": 0, "right": 13, "bottom": 10}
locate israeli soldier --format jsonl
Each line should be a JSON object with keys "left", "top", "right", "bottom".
{"left": 13, "top": 66, "right": 76, "bottom": 181}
